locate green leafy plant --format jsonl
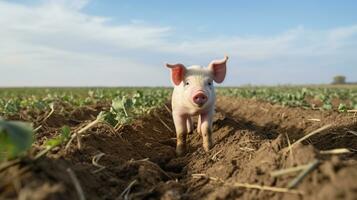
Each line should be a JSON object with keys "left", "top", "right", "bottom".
{"left": 110, "top": 96, "right": 134, "bottom": 125}
{"left": 35, "top": 125, "right": 71, "bottom": 159}
{"left": 45, "top": 126, "right": 71, "bottom": 147}
{"left": 0, "top": 119, "right": 33, "bottom": 162}
{"left": 338, "top": 103, "right": 347, "bottom": 112}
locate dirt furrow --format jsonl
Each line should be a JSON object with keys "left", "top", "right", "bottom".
{"left": 1, "top": 97, "right": 357, "bottom": 200}
{"left": 180, "top": 97, "right": 357, "bottom": 200}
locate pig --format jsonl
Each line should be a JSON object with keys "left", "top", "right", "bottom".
{"left": 165, "top": 56, "right": 228, "bottom": 156}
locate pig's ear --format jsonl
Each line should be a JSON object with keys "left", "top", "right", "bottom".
{"left": 166, "top": 63, "right": 186, "bottom": 86}
{"left": 208, "top": 56, "right": 228, "bottom": 83}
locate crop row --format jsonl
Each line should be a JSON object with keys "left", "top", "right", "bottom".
{"left": 1, "top": 86, "right": 357, "bottom": 161}
{"left": 1, "top": 86, "right": 357, "bottom": 117}
{"left": 0, "top": 88, "right": 171, "bottom": 116}
{"left": 218, "top": 86, "right": 357, "bottom": 111}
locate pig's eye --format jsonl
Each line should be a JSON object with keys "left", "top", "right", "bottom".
{"left": 185, "top": 81, "right": 190, "bottom": 86}
{"left": 208, "top": 82, "right": 212, "bottom": 86}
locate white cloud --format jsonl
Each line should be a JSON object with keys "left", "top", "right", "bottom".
{"left": 0, "top": 0, "right": 171, "bottom": 53}
{"left": 0, "top": 0, "right": 172, "bottom": 86}
{"left": 163, "top": 25, "right": 357, "bottom": 59}
{"left": 0, "top": 0, "right": 356, "bottom": 86}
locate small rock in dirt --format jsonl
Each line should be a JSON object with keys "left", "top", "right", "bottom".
{"left": 206, "top": 186, "right": 243, "bottom": 200}
{"left": 206, "top": 163, "right": 236, "bottom": 180}
{"left": 160, "top": 189, "right": 182, "bottom": 200}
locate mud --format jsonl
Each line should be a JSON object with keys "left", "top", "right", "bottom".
{"left": 1, "top": 97, "right": 357, "bottom": 200}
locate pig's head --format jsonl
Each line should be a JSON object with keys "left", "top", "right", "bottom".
{"left": 166, "top": 56, "right": 228, "bottom": 109}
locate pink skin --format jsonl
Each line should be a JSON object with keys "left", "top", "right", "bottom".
{"left": 192, "top": 91, "right": 208, "bottom": 106}
{"left": 166, "top": 56, "right": 228, "bottom": 156}
{"left": 186, "top": 116, "right": 193, "bottom": 134}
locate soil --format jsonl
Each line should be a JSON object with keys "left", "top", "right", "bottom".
{"left": 1, "top": 96, "right": 357, "bottom": 200}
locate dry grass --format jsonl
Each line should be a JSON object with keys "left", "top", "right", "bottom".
{"left": 154, "top": 112, "right": 174, "bottom": 133}
{"left": 164, "top": 104, "right": 172, "bottom": 115}
{"left": 288, "top": 124, "right": 333, "bottom": 151}
{"left": 211, "top": 149, "right": 223, "bottom": 161}
{"left": 320, "top": 148, "right": 351, "bottom": 155}
{"left": 307, "top": 118, "right": 321, "bottom": 122}
{"left": 347, "top": 130, "right": 357, "bottom": 137}
{"left": 284, "top": 132, "right": 294, "bottom": 163}
{"left": 287, "top": 159, "right": 320, "bottom": 189}
{"left": 0, "top": 159, "right": 21, "bottom": 173}
{"left": 270, "top": 164, "right": 310, "bottom": 177}
{"left": 41, "top": 103, "right": 55, "bottom": 123}
{"left": 347, "top": 110, "right": 357, "bottom": 113}
{"left": 191, "top": 174, "right": 304, "bottom": 195}
{"left": 129, "top": 158, "right": 172, "bottom": 179}
{"left": 67, "top": 168, "right": 86, "bottom": 200}
{"left": 232, "top": 182, "right": 304, "bottom": 195}
{"left": 91, "top": 152, "right": 106, "bottom": 174}
{"left": 118, "top": 180, "right": 137, "bottom": 200}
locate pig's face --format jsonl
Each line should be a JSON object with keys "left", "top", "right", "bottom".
{"left": 166, "top": 56, "right": 228, "bottom": 111}
{"left": 182, "top": 66, "right": 215, "bottom": 108}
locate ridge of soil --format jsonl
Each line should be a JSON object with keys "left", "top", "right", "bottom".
{"left": 1, "top": 97, "right": 357, "bottom": 200}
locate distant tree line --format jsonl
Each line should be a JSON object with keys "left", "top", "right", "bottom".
{"left": 332, "top": 75, "right": 356, "bottom": 85}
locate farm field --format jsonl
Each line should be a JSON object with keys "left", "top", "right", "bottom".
{"left": 1, "top": 86, "right": 357, "bottom": 200}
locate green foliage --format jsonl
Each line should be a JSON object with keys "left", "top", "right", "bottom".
{"left": 218, "top": 86, "right": 357, "bottom": 111}
{"left": 0, "top": 88, "right": 171, "bottom": 116}
{"left": 110, "top": 96, "right": 133, "bottom": 125}
{"left": 0, "top": 119, "right": 33, "bottom": 161}
{"left": 104, "top": 90, "right": 170, "bottom": 126}
{"left": 44, "top": 126, "right": 71, "bottom": 148}
{"left": 1, "top": 86, "right": 355, "bottom": 125}
{"left": 338, "top": 103, "right": 347, "bottom": 112}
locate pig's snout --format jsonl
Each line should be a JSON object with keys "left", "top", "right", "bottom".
{"left": 193, "top": 92, "right": 208, "bottom": 106}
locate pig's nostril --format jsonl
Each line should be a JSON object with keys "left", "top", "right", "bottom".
{"left": 193, "top": 93, "right": 208, "bottom": 105}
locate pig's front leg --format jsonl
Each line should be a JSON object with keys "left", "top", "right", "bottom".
{"left": 172, "top": 112, "right": 188, "bottom": 156}
{"left": 186, "top": 117, "right": 193, "bottom": 135}
{"left": 197, "top": 114, "right": 202, "bottom": 134}
{"left": 200, "top": 111, "right": 214, "bottom": 152}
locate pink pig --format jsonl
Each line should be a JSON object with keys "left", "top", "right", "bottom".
{"left": 165, "top": 56, "right": 228, "bottom": 156}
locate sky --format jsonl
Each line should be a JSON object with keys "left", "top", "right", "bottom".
{"left": 1, "top": 0, "right": 357, "bottom": 86}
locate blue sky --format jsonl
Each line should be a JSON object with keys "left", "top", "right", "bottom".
{"left": 1, "top": 0, "right": 357, "bottom": 86}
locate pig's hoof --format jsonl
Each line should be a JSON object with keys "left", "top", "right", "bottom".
{"left": 176, "top": 145, "right": 187, "bottom": 156}
{"left": 203, "top": 142, "right": 212, "bottom": 152}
